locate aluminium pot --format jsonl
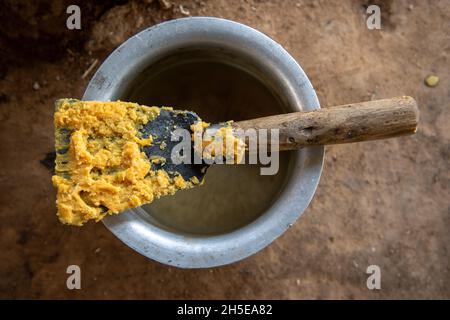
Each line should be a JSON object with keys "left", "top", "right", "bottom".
{"left": 83, "top": 17, "right": 324, "bottom": 268}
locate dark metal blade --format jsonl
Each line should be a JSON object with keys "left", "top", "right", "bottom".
{"left": 140, "top": 108, "right": 209, "bottom": 182}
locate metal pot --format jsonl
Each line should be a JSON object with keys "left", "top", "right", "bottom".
{"left": 83, "top": 17, "right": 324, "bottom": 268}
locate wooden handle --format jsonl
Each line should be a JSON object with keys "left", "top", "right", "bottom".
{"left": 233, "top": 96, "right": 419, "bottom": 151}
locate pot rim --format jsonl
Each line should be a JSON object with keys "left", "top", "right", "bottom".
{"left": 83, "top": 17, "right": 324, "bottom": 268}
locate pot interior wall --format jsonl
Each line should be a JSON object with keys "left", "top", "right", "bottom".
{"left": 121, "top": 49, "right": 292, "bottom": 235}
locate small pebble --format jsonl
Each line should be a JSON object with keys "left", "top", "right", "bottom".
{"left": 179, "top": 4, "right": 190, "bottom": 15}
{"left": 94, "top": 247, "right": 101, "bottom": 254}
{"left": 158, "top": 0, "right": 172, "bottom": 10}
{"left": 33, "top": 82, "right": 40, "bottom": 90}
{"left": 425, "top": 75, "right": 439, "bottom": 87}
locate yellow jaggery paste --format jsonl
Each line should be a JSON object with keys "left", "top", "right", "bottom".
{"left": 191, "top": 121, "right": 246, "bottom": 164}
{"left": 52, "top": 99, "right": 200, "bottom": 226}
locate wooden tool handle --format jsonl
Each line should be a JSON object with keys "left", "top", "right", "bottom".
{"left": 233, "top": 96, "right": 419, "bottom": 151}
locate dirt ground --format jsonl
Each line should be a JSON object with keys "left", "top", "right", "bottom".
{"left": 0, "top": 0, "right": 449, "bottom": 299}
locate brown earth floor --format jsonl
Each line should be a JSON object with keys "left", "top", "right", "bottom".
{"left": 0, "top": 0, "right": 449, "bottom": 299}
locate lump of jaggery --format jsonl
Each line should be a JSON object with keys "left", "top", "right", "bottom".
{"left": 191, "top": 121, "right": 246, "bottom": 164}
{"left": 52, "top": 99, "right": 200, "bottom": 226}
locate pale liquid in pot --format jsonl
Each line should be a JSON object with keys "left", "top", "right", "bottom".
{"left": 124, "top": 61, "right": 291, "bottom": 235}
